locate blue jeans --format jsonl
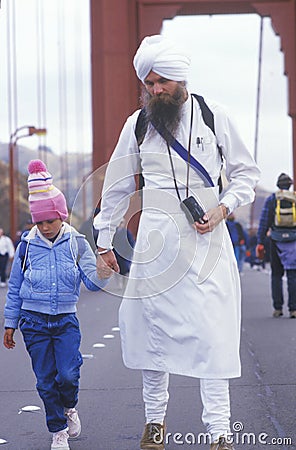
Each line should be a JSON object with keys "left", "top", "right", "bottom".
{"left": 19, "top": 310, "right": 83, "bottom": 433}
{"left": 270, "top": 240, "right": 296, "bottom": 311}
{"left": 234, "top": 244, "right": 246, "bottom": 272}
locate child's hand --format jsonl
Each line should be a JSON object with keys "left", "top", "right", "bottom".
{"left": 4, "top": 328, "right": 16, "bottom": 349}
{"left": 96, "top": 250, "right": 119, "bottom": 279}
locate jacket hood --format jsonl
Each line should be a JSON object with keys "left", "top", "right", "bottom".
{"left": 22, "top": 223, "right": 84, "bottom": 243}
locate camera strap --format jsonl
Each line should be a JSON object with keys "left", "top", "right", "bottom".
{"left": 165, "top": 95, "right": 205, "bottom": 202}
{"left": 166, "top": 95, "right": 194, "bottom": 201}
{"left": 167, "top": 144, "right": 182, "bottom": 201}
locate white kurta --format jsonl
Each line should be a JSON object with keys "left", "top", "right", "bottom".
{"left": 94, "top": 93, "right": 260, "bottom": 379}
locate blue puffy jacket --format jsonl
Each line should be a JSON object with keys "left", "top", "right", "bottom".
{"left": 4, "top": 223, "right": 109, "bottom": 329}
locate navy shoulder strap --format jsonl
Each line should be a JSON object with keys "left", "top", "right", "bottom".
{"left": 151, "top": 120, "right": 214, "bottom": 187}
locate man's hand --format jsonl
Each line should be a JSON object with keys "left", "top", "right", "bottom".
{"left": 193, "top": 205, "right": 226, "bottom": 235}
{"left": 96, "top": 249, "right": 120, "bottom": 279}
{"left": 4, "top": 328, "right": 16, "bottom": 349}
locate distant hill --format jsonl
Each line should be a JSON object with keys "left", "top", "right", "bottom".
{"left": 0, "top": 141, "right": 92, "bottom": 203}
{"left": 0, "top": 142, "right": 92, "bottom": 235}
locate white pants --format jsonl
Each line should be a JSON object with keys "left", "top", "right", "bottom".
{"left": 142, "top": 370, "right": 230, "bottom": 443}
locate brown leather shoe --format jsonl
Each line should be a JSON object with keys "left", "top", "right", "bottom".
{"left": 210, "top": 436, "right": 234, "bottom": 450}
{"left": 140, "top": 422, "right": 165, "bottom": 449}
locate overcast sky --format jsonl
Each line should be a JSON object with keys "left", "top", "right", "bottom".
{"left": 0, "top": 1, "right": 293, "bottom": 192}
{"left": 162, "top": 14, "right": 293, "bottom": 192}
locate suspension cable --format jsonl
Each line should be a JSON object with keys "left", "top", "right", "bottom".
{"left": 36, "top": 0, "right": 47, "bottom": 162}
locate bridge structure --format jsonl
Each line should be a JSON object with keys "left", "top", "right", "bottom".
{"left": 90, "top": 0, "right": 296, "bottom": 187}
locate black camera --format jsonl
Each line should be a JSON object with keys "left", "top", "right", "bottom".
{"left": 180, "top": 196, "right": 207, "bottom": 224}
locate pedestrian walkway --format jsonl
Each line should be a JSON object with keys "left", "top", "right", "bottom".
{"left": 0, "top": 265, "right": 295, "bottom": 449}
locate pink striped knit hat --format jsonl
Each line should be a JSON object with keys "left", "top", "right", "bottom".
{"left": 27, "top": 159, "right": 68, "bottom": 223}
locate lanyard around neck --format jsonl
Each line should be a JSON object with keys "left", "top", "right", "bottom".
{"left": 166, "top": 95, "right": 194, "bottom": 201}
{"left": 152, "top": 95, "right": 215, "bottom": 191}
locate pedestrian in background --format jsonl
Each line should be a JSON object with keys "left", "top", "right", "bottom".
{"left": 3, "top": 160, "right": 112, "bottom": 450}
{"left": 0, "top": 228, "right": 15, "bottom": 287}
{"left": 113, "top": 218, "right": 135, "bottom": 276}
{"left": 256, "top": 173, "right": 296, "bottom": 318}
{"left": 226, "top": 214, "right": 248, "bottom": 273}
{"left": 94, "top": 35, "right": 260, "bottom": 450}
{"left": 246, "top": 228, "right": 267, "bottom": 271}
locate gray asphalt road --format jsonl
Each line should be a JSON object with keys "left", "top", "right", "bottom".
{"left": 0, "top": 265, "right": 295, "bottom": 450}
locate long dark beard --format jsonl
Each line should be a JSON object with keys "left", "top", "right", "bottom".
{"left": 141, "top": 83, "right": 187, "bottom": 143}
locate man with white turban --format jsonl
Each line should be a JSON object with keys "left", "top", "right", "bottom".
{"left": 133, "top": 34, "right": 191, "bottom": 83}
{"left": 94, "top": 35, "right": 260, "bottom": 450}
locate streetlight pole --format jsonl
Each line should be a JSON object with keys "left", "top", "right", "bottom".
{"left": 9, "top": 125, "right": 47, "bottom": 241}
{"left": 250, "top": 17, "right": 264, "bottom": 231}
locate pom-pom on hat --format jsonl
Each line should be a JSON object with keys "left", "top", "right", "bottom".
{"left": 27, "top": 159, "right": 68, "bottom": 223}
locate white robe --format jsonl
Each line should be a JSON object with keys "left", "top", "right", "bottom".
{"left": 94, "top": 93, "right": 260, "bottom": 378}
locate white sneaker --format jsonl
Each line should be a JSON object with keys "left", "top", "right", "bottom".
{"left": 51, "top": 428, "right": 70, "bottom": 450}
{"left": 0, "top": 282, "right": 6, "bottom": 287}
{"left": 65, "top": 408, "right": 81, "bottom": 438}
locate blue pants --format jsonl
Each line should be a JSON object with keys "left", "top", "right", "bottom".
{"left": 0, "top": 253, "right": 9, "bottom": 282}
{"left": 270, "top": 241, "right": 296, "bottom": 311}
{"left": 233, "top": 245, "right": 246, "bottom": 272}
{"left": 20, "top": 310, "right": 83, "bottom": 433}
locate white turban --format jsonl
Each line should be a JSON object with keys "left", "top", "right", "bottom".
{"left": 133, "top": 35, "right": 191, "bottom": 83}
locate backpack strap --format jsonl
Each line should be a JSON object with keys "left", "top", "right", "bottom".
{"left": 135, "top": 108, "right": 148, "bottom": 147}
{"left": 75, "top": 236, "right": 86, "bottom": 265}
{"left": 191, "top": 94, "right": 223, "bottom": 192}
{"left": 19, "top": 241, "right": 28, "bottom": 272}
{"left": 18, "top": 230, "right": 30, "bottom": 272}
{"left": 69, "top": 235, "right": 87, "bottom": 266}
{"left": 191, "top": 94, "right": 215, "bottom": 135}
{"left": 135, "top": 109, "right": 147, "bottom": 190}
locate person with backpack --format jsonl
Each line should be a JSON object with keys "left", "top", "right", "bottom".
{"left": 94, "top": 35, "right": 260, "bottom": 450}
{"left": 3, "top": 160, "right": 112, "bottom": 450}
{"left": 256, "top": 173, "right": 296, "bottom": 318}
